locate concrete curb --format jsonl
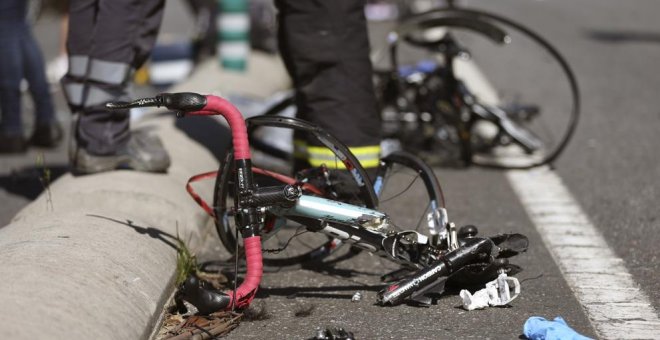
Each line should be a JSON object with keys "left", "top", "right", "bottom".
{"left": 0, "top": 52, "right": 291, "bottom": 339}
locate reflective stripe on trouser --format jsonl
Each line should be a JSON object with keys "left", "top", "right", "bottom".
{"left": 294, "top": 140, "right": 381, "bottom": 169}
{"left": 61, "top": 57, "right": 133, "bottom": 155}
{"left": 62, "top": 57, "right": 133, "bottom": 107}
{"left": 62, "top": 0, "right": 165, "bottom": 155}
{"left": 278, "top": 0, "right": 382, "bottom": 171}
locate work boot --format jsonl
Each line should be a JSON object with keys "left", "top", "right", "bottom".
{"left": 71, "top": 129, "right": 171, "bottom": 175}
{"left": 30, "top": 121, "right": 64, "bottom": 148}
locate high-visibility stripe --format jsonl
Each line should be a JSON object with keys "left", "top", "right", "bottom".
{"left": 308, "top": 158, "right": 381, "bottom": 169}
{"left": 63, "top": 83, "right": 84, "bottom": 106}
{"left": 294, "top": 140, "right": 381, "bottom": 169}
{"left": 85, "top": 86, "right": 116, "bottom": 106}
{"left": 68, "top": 55, "right": 89, "bottom": 78}
{"left": 88, "top": 59, "right": 131, "bottom": 85}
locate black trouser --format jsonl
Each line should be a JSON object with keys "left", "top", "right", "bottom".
{"left": 275, "top": 0, "right": 382, "bottom": 170}
{"left": 61, "top": 0, "right": 165, "bottom": 155}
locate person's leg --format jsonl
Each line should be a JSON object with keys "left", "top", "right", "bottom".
{"left": 0, "top": 0, "right": 29, "bottom": 152}
{"left": 63, "top": 0, "right": 169, "bottom": 173}
{"left": 184, "top": 0, "right": 217, "bottom": 59}
{"left": 21, "top": 16, "right": 63, "bottom": 147}
{"left": 0, "top": 24, "right": 24, "bottom": 136}
{"left": 74, "top": 0, "right": 143, "bottom": 155}
{"left": 23, "top": 27, "right": 56, "bottom": 123}
{"left": 75, "top": 0, "right": 166, "bottom": 155}
{"left": 61, "top": 0, "right": 95, "bottom": 113}
{"left": 133, "top": 0, "right": 167, "bottom": 68}
{"left": 276, "top": 0, "right": 381, "bottom": 176}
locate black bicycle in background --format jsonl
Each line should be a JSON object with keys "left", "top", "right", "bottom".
{"left": 253, "top": 1, "right": 580, "bottom": 169}
{"left": 377, "top": 4, "right": 580, "bottom": 168}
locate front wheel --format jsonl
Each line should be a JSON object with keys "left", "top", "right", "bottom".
{"left": 214, "top": 116, "right": 379, "bottom": 270}
{"left": 374, "top": 150, "right": 448, "bottom": 247}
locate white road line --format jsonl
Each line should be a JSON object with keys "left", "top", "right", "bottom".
{"left": 507, "top": 167, "right": 660, "bottom": 339}
{"left": 454, "top": 48, "right": 660, "bottom": 338}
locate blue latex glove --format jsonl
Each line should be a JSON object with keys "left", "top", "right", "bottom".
{"left": 524, "top": 316, "right": 592, "bottom": 340}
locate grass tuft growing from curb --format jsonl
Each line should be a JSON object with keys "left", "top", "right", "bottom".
{"left": 35, "top": 153, "right": 53, "bottom": 212}
{"left": 175, "top": 232, "right": 198, "bottom": 286}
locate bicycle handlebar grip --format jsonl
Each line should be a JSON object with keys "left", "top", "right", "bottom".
{"left": 229, "top": 236, "right": 263, "bottom": 309}
{"left": 159, "top": 92, "right": 207, "bottom": 112}
{"left": 107, "top": 93, "right": 251, "bottom": 160}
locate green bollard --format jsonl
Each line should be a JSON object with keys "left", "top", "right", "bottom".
{"left": 217, "top": 0, "right": 250, "bottom": 71}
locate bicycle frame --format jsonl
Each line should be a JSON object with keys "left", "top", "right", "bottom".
{"left": 106, "top": 92, "right": 527, "bottom": 310}
{"left": 386, "top": 7, "right": 580, "bottom": 169}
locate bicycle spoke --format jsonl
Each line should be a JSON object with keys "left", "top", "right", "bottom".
{"left": 380, "top": 173, "right": 420, "bottom": 203}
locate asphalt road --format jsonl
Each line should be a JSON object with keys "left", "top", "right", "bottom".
{"left": 471, "top": 0, "right": 660, "bottom": 314}
{"left": 1, "top": 1, "right": 658, "bottom": 339}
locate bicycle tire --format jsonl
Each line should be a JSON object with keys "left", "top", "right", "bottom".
{"left": 247, "top": 94, "right": 295, "bottom": 161}
{"left": 390, "top": 7, "right": 580, "bottom": 169}
{"left": 214, "top": 116, "right": 378, "bottom": 270}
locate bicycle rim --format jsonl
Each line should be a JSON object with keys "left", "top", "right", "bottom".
{"left": 460, "top": 9, "right": 580, "bottom": 169}
{"left": 391, "top": 8, "right": 580, "bottom": 169}
{"left": 214, "top": 118, "right": 379, "bottom": 270}
{"left": 375, "top": 150, "right": 447, "bottom": 244}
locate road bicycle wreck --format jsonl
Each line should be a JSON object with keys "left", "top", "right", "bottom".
{"left": 107, "top": 92, "right": 529, "bottom": 313}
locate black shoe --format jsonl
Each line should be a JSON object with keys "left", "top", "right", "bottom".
{"left": 0, "top": 132, "right": 27, "bottom": 154}
{"left": 30, "top": 121, "right": 64, "bottom": 148}
{"left": 71, "top": 129, "right": 171, "bottom": 174}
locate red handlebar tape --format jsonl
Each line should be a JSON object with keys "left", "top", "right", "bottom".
{"left": 227, "top": 236, "right": 263, "bottom": 309}
{"left": 188, "top": 95, "right": 251, "bottom": 160}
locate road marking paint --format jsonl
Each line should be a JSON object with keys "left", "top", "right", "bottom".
{"left": 507, "top": 167, "right": 660, "bottom": 339}
{"left": 456, "top": 44, "right": 660, "bottom": 338}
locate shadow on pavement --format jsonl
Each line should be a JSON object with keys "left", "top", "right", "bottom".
{"left": 257, "top": 283, "right": 386, "bottom": 300}
{"left": 0, "top": 164, "right": 69, "bottom": 200}
{"left": 586, "top": 29, "right": 660, "bottom": 44}
{"left": 199, "top": 250, "right": 383, "bottom": 279}
{"left": 172, "top": 113, "right": 232, "bottom": 162}
{"left": 87, "top": 214, "right": 179, "bottom": 251}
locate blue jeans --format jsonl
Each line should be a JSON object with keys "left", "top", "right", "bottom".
{"left": 0, "top": 0, "right": 55, "bottom": 136}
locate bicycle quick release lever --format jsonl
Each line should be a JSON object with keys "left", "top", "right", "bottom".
{"left": 105, "top": 92, "right": 207, "bottom": 116}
